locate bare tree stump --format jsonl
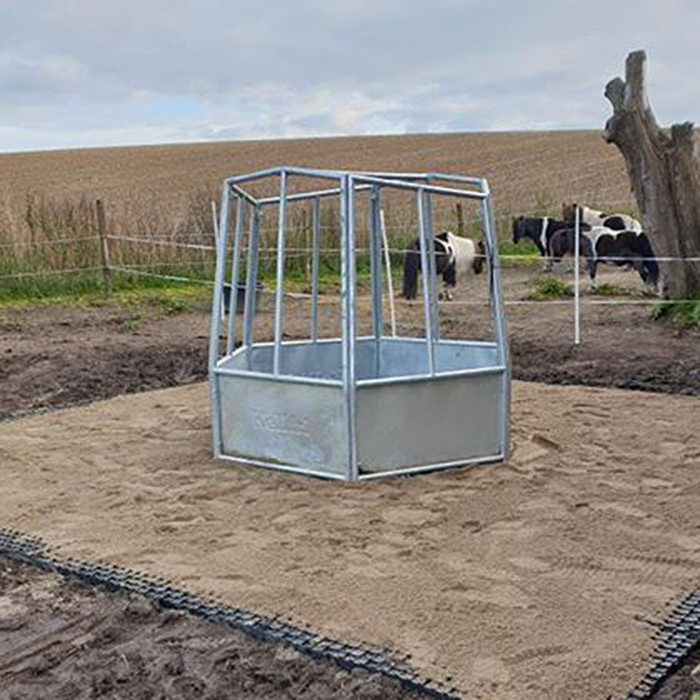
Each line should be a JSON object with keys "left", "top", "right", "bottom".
{"left": 604, "top": 50, "right": 700, "bottom": 299}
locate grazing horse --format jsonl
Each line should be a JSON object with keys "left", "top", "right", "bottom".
{"left": 511, "top": 216, "right": 588, "bottom": 271}
{"left": 549, "top": 226, "right": 659, "bottom": 291}
{"left": 562, "top": 203, "right": 643, "bottom": 233}
{"left": 402, "top": 231, "right": 485, "bottom": 301}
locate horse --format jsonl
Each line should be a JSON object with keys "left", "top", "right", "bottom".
{"left": 402, "top": 231, "right": 485, "bottom": 301}
{"left": 562, "top": 203, "right": 643, "bottom": 233}
{"left": 511, "top": 216, "right": 589, "bottom": 272}
{"left": 549, "top": 226, "right": 659, "bottom": 291}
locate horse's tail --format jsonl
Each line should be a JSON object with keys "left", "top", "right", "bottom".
{"left": 402, "top": 240, "right": 421, "bottom": 300}
{"left": 638, "top": 233, "right": 660, "bottom": 285}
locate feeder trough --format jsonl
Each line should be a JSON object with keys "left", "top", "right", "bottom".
{"left": 208, "top": 167, "right": 510, "bottom": 480}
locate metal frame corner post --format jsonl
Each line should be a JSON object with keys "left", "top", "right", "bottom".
{"left": 341, "top": 175, "right": 358, "bottom": 480}
{"left": 208, "top": 183, "right": 233, "bottom": 456}
{"left": 482, "top": 188, "right": 511, "bottom": 462}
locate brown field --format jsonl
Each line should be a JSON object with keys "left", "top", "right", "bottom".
{"left": 0, "top": 131, "right": 626, "bottom": 204}
{"left": 0, "top": 130, "right": 634, "bottom": 235}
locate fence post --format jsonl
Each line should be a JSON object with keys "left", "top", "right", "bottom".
{"left": 456, "top": 202, "right": 465, "bottom": 236}
{"left": 95, "top": 199, "right": 113, "bottom": 296}
{"left": 574, "top": 205, "right": 581, "bottom": 345}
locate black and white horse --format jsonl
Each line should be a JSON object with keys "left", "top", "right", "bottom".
{"left": 549, "top": 226, "right": 659, "bottom": 291}
{"left": 511, "top": 216, "right": 587, "bottom": 271}
{"left": 402, "top": 231, "right": 485, "bottom": 300}
{"left": 562, "top": 203, "right": 643, "bottom": 233}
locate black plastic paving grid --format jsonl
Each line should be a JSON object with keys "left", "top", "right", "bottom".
{"left": 0, "top": 527, "right": 461, "bottom": 700}
{"left": 625, "top": 590, "right": 700, "bottom": 699}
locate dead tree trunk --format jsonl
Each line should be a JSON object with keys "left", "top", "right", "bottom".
{"left": 604, "top": 50, "right": 700, "bottom": 299}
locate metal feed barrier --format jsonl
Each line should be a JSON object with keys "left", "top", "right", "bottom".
{"left": 208, "top": 167, "right": 511, "bottom": 480}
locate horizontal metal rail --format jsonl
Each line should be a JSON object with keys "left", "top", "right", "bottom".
{"left": 358, "top": 453, "right": 504, "bottom": 480}
{"left": 214, "top": 366, "right": 342, "bottom": 387}
{"left": 356, "top": 365, "right": 506, "bottom": 388}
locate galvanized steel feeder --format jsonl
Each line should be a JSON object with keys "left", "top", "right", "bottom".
{"left": 208, "top": 167, "right": 510, "bottom": 480}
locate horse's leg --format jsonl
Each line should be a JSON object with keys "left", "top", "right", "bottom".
{"left": 630, "top": 257, "right": 648, "bottom": 285}
{"left": 586, "top": 259, "right": 598, "bottom": 292}
{"left": 443, "top": 262, "right": 457, "bottom": 301}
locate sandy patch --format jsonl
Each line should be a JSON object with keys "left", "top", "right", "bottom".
{"left": 0, "top": 381, "right": 698, "bottom": 699}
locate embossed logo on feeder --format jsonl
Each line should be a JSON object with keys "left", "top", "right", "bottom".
{"left": 252, "top": 410, "right": 311, "bottom": 437}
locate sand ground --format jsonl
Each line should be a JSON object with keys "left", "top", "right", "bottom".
{"left": 0, "top": 381, "right": 698, "bottom": 699}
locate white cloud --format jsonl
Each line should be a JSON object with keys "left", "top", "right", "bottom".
{"left": 0, "top": 0, "right": 698, "bottom": 152}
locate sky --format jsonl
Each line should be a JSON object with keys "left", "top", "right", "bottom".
{"left": 1, "top": 0, "right": 699, "bottom": 153}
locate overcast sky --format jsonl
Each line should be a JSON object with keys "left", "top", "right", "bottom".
{"left": 1, "top": 0, "right": 698, "bottom": 153}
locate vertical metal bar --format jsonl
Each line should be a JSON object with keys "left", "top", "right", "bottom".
{"left": 574, "top": 205, "right": 581, "bottom": 346}
{"left": 225, "top": 197, "right": 247, "bottom": 355}
{"left": 341, "top": 175, "right": 358, "bottom": 480}
{"left": 416, "top": 189, "right": 436, "bottom": 376}
{"left": 482, "top": 187, "right": 511, "bottom": 462}
{"left": 310, "top": 196, "right": 321, "bottom": 342}
{"left": 369, "top": 186, "right": 383, "bottom": 376}
{"left": 208, "top": 184, "right": 232, "bottom": 456}
{"left": 422, "top": 190, "right": 440, "bottom": 342}
{"left": 273, "top": 171, "right": 288, "bottom": 375}
{"left": 243, "top": 205, "right": 261, "bottom": 361}
{"left": 379, "top": 209, "right": 397, "bottom": 337}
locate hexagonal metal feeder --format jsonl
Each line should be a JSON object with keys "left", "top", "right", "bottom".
{"left": 208, "top": 167, "right": 510, "bottom": 480}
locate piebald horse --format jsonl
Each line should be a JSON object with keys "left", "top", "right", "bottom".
{"left": 562, "top": 203, "right": 643, "bottom": 233}
{"left": 402, "top": 231, "right": 485, "bottom": 300}
{"left": 549, "top": 226, "right": 659, "bottom": 291}
{"left": 511, "top": 216, "right": 589, "bottom": 272}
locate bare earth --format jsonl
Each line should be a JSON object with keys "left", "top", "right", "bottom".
{"left": 0, "top": 132, "right": 631, "bottom": 217}
{"left": 0, "top": 558, "right": 413, "bottom": 700}
{"left": 0, "top": 378, "right": 698, "bottom": 700}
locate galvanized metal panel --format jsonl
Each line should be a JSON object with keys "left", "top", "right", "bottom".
{"left": 355, "top": 371, "right": 504, "bottom": 473}
{"left": 218, "top": 374, "right": 348, "bottom": 476}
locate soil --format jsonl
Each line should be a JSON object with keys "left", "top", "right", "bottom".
{"left": 0, "top": 267, "right": 699, "bottom": 700}
{"left": 1, "top": 266, "right": 699, "bottom": 421}
{"left": 0, "top": 557, "right": 415, "bottom": 700}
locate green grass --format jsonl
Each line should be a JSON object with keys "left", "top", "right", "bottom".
{"left": 589, "top": 283, "right": 627, "bottom": 297}
{"left": 525, "top": 277, "right": 574, "bottom": 301}
{"left": 651, "top": 296, "right": 700, "bottom": 329}
{"left": 498, "top": 240, "right": 540, "bottom": 267}
{"left": 0, "top": 271, "right": 211, "bottom": 313}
